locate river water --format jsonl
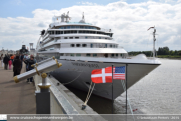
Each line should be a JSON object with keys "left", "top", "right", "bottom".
{"left": 66, "top": 59, "right": 181, "bottom": 114}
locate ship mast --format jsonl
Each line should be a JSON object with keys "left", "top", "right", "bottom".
{"left": 148, "top": 26, "right": 156, "bottom": 58}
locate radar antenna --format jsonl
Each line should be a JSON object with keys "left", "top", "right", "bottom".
{"left": 65, "top": 11, "right": 71, "bottom": 22}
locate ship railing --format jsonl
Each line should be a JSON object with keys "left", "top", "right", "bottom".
{"left": 50, "top": 22, "right": 92, "bottom": 27}
{"left": 147, "top": 57, "right": 157, "bottom": 60}
{"left": 100, "top": 28, "right": 112, "bottom": 33}
{"left": 60, "top": 56, "right": 127, "bottom": 60}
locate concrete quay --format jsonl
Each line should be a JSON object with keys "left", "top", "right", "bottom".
{"left": 0, "top": 63, "right": 36, "bottom": 114}
{"left": 0, "top": 62, "right": 105, "bottom": 121}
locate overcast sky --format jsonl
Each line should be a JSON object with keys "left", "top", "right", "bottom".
{"left": 0, "top": 0, "right": 181, "bottom": 52}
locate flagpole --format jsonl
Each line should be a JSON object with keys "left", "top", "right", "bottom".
{"left": 126, "top": 64, "right": 128, "bottom": 114}
{"left": 112, "top": 64, "right": 114, "bottom": 114}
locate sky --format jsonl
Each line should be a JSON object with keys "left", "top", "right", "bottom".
{"left": 0, "top": 0, "right": 181, "bottom": 52}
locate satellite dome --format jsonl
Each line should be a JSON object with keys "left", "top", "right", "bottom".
{"left": 132, "top": 54, "right": 147, "bottom": 60}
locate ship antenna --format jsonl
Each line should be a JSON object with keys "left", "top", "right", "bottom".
{"left": 147, "top": 26, "right": 156, "bottom": 58}
{"left": 82, "top": 12, "right": 85, "bottom": 21}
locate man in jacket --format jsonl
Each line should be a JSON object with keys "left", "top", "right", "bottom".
{"left": 23, "top": 56, "right": 36, "bottom": 83}
{"left": 3, "top": 54, "right": 10, "bottom": 70}
{"left": 13, "top": 56, "right": 22, "bottom": 76}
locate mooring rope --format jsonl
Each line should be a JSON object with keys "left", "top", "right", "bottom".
{"left": 60, "top": 70, "right": 83, "bottom": 85}
{"left": 82, "top": 82, "right": 95, "bottom": 109}
{"left": 85, "top": 82, "right": 95, "bottom": 104}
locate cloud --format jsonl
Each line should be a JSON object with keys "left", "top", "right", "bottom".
{"left": 0, "top": 1, "right": 181, "bottom": 51}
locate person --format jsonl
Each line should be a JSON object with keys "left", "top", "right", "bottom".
{"left": 10, "top": 54, "right": 14, "bottom": 63}
{"left": 0, "top": 54, "right": 3, "bottom": 67}
{"left": 23, "top": 56, "right": 35, "bottom": 83}
{"left": 8, "top": 59, "right": 12, "bottom": 70}
{"left": 3, "top": 54, "right": 10, "bottom": 70}
{"left": 13, "top": 56, "right": 22, "bottom": 76}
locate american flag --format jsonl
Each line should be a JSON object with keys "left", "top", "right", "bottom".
{"left": 113, "top": 66, "right": 125, "bottom": 80}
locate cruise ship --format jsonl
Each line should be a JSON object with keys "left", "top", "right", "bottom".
{"left": 36, "top": 12, "right": 161, "bottom": 100}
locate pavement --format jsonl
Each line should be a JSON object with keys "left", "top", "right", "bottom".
{"left": 0, "top": 61, "right": 36, "bottom": 114}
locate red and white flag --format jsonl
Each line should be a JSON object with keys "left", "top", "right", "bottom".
{"left": 91, "top": 67, "right": 112, "bottom": 83}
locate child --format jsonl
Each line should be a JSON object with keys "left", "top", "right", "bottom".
{"left": 8, "top": 60, "right": 12, "bottom": 70}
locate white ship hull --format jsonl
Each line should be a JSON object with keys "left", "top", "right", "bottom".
{"left": 50, "top": 59, "right": 160, "bottom": 100}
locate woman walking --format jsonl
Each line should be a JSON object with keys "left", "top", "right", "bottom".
{"left": 8, "top": 59, "right": 12, "bottom": 70}
{"left": 0, "top": 54, "right": 3, "bottom": 67}
{"left": 13, "top": 56, "right": 22, "bottom": 76}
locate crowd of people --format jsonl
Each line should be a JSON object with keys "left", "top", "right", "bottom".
{"left": 0, "top": 54, "right": 36, "bottom": 84}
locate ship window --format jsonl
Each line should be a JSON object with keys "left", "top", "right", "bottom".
{"left": 76, "top": 54, "right": 81, "bottom": 56}
{"left": 110, "top": 44, "right": 112, "bottom": 48}
{"left": 60, "top": 27, "right": 64, "bottom": 29}
{"left": 93, "top": 54, "right": 97, "bottom": 57}
{"left": 76, "top": 44, "right": 80, "bottom": 47}
{"left": 120, "top": 54, "right": 122, "bottom": 57}
{"left": 85, "top": 36, "right": 88, "bottom": 39}
{"left": 70, "top": 53, "right": 74, "bottom": 56}
{"left": 99, "top": 37, "right": 101, "bottom": 39}
{"left": 111, "top": 54, "right": 114, "bottom": 57}
{"left": 86, "top": 54, "right": 91, "bottom": 57}
{"left": 71, "top": 26, "right": 75, "bottom": 28}
{"left": 70, "top": 44, "right": 74, "bottom": 47}
{"left": 74, "top": 31, "right": 77, "bottom": 33}
{"left": 64, "top": 26, "right": 66, "bottom": 29}
{"left": 85, "top": 26, "right": 88, "bottom": 29}
{"left": 52, "top": 31, "right": 54, "bottom": 34}
{"left": 79, "top": 31, "right": 82, "bottom": 33}
{"left": 60, "top": 53, "right": 64, "bottom": 56}
{"left": 67, "top": 26, "right": 70, "bottom": 29}
{"left": 61, "top": 31, "right": 63, "bottom": 34}
{"left": 90, "top": 44, "right": 93, "bottom": 48}
{"left": 116, "top": 54, "right": 118, "bottom": 57}
{"left": 69, "top": 37, "right": 73, "bottom": 39}
{"left": 56, "top": 31, "right": 60, "bottom": 34}
{"left": 82, "top": 44, "right": 87, "bottom": 47}
{"left": 64, "top": 37, "right": 68, "bottom": 39}
{"left": 113, "top": 45, "right": 115, "bottom": 48}
{"left": 76, "top": 26, "right": 80, "bottom": 28}
{"left": 80, "top": 26, "right": 84, "bottom": 29}
{"left": 75, "top": 37, "right": 79, "bottom": 39}
{"left": 105, "top": 44, "right": 107, "bottom": 48}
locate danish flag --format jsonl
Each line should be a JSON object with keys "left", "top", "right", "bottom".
{"left": 91, "top": 66, "right": 125, "bottom": 83}
{"left": 91, "top": 67, "right": 112, "bottom": 83}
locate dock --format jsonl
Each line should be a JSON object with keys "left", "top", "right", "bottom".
{"left": 0, "top": 63, "right": 36, "bottom": 114}
{"left": 0, "top": 63, "right": 105, "bottom": 121}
